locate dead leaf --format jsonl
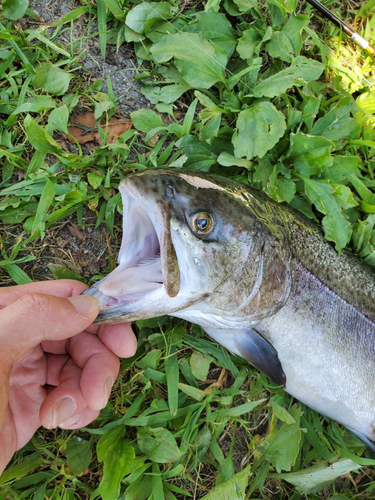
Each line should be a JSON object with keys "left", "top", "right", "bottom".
{"left": 68, "top": 223, "right": 85, "bottom": 242}
{"left": 67, "top": 112, "right": 132, "bottom": 145}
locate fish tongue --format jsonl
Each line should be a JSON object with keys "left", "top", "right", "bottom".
{"left": 158, "top": 201, "right": 180, "bottom": 298}
{"left": 98, "top": 258, "right": 162, "bottom": 298}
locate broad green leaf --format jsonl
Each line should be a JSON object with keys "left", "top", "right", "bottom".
{"left": 47, "top": 264, "right": 83, "bottom": 281}
{"left": 47, "top": 105, "right": 69, "bottom": 135}
{"left": 137, "top": 427, "right": 182, "bottom": 463}
{"left": 151, "top": 33, "right": 227, "bottom": 88}
{"left": 273, "top": 459, "right": 361, "bottom": 494}
{"left": 302, "top": 177, "right": 352, "bottom": 252}
{"left": 232, "top": 102, "right": 286, "bottom": 159}
{"left": 267, "top": 167, "right": 296, "bottom": 203}
{"left": 253, "top": 57, "right": 324, "bottom": 98}
{"left": 233, "top": 0, "right": 258, "bottom": 13}
{"left": 262, "top": 405, "right": 302, "bottom": 472}
{"left": 126, "top": 2, "right": 172, "bottom": 34}
{"left": 87, "top": 172, "right": 103, "bottom": 189}
{"left": 32, "top": 63, "right": 72, "bottom": 96}
{"left": 190, "top": 351, "right": 211, "bottom": 381}
{"left": 141, "top": 66, "right": 191, "bottom": 105}
{"left": 97, "top": 426, "right": 126, "bottom": 462}
{"left": 283, "top": 14, "right": 310, "bottom": 56}
{"left": 200, "top": 466, "right": 250, "bottom": 500}
{"left": 130, "top": 109, "right": 163, "bottom": 132}
{"left": 357, "top": 90, "right": 375, "bottom": 114}
{"left": 287, "top": 133, "right": 334, "bottom": 176}
{"left": 25, "top": 115, "right": 62, "bottom": 154}
{"left": 99, "top": 440, "right": 135, "bottom": 500}
{"left": 236, "top": 25, "right": 266, "bottom": 60}
{"left": 65, "top": 437, "right": 92, "bottom": 476}
{"left": 326, "top": 156, "right": 360, "bottom": 183}
{"left": 267, "top": 31, "right": 294, "bottom": 62}
{"left": 3, "top": 0, "right": 29, "bottom": 20}
{"left": 217, "top": 152, "right": 252, "bottom": 168}
{"left": 187, "top": 12, "right": 237, "bottom": 58}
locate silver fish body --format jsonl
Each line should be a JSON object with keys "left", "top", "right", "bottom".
{"left": 83, "top": 169, "right": 375, "bottom": 443}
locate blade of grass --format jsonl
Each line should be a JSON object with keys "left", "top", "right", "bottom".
{"left": 97, "top": 0, "right": 107, "bottom": 60}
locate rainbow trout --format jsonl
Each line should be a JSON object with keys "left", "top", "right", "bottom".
{"left": 84, "top": 169, "right": 375, "bottom": 445}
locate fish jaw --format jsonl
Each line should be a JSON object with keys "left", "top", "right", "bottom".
{"left": 82, "top": 177, "right": 201, "bottom": 323}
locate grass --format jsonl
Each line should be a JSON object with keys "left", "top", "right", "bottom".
{"left": 0, "top": 0, "right": 375, "bottom": 498}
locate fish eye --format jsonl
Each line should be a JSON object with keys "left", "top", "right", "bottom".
{"left": 166, "top": 185, "right": 175, "bottom": 198}
{"left": 192, "top": 212, "right": 214, "bottom": 234}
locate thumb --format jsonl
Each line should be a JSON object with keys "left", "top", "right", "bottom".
{"left": 0, "top": 293, "right": 100, "bottom": 367}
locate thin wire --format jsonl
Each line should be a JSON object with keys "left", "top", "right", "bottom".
{"left": 138, "top": 0, "right": 374, "bottom": 91}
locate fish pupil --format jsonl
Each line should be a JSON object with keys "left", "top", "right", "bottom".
{"left": 197, "top": 218, "right": 208, "bottom": 229}
{"left": 166, "top": 185, "right": 175, "bottom": 198}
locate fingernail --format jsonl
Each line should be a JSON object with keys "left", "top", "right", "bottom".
{"left": 52, "top": 398, "right": 76, "bottom": 428}
{"left": 68, "top": 296, "right": 100, "bottom": 316}
{"left": 103, "top": 376, "right": 114, "bottom": 408}
{"left": 59, "top": 413, "right": 80, "bottom": 429}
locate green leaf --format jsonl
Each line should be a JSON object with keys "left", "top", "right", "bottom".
{"left": 219, "top": 399, "right": 264, "bottom": 417}
{"left": 273, "top": 459, "right": 361, "bottom": 494}
{"left": 32, "top": 63, "right": 72, "bottom": 96}
{"left": 24, "top": 115, "right": 62, "bottom": 154}
{"left": 131, "top": 109, "right": 163, "bottom": 132}
{"left": 141, "top": 66, "right": 191, "bottom": 105}
{"left": 217, "top": 152, "right": 252, "bottom": 169}
{"left": 150, "top": 33, "right": 227, "bottom": 89}
{"left": 87, "top": 172, "right": 103, "bottom": 189}
{"left": 200, "top": 466, "right": 250, "bottom": 500}
{"left": 262, "top": 405, "right": 302, "bottom": 472}
{"left": 302, "top": 177, "right": 352, "bottom": 252}
{"left": 137, "top": 427, "right": 182, "bottom": 463}
{"left": 187, "top": 12, "right": 237, "bottom": 58}
{"left": 65, "top": 437, "right": 92, "bottom": 476}
{"left": 99, "top": 440, "right": 135, "bottom": 500}
{"left": 97, "top": 426, "right": 126, "bottom": 462}
{"left": 326, "top": 156, "right": 360, "bottom": 183}
{"left": 165, "top": 346, "right": 179, "bottom": 417}
{"left": 47, "top": 264, "right": 83, "bottom": 281}
{"left": 126, "top": 2, "right": 172, "bottom": 34}
{"left": 0, "top": 452, "right": 43, "bottom": 484}
{"left": 267, "top": 31, "right": 294, "bottom": 62}
{"left": 267, "top": 167, "right": 296, "bottom": 203}
{"left": 232, "top": 102, "right": 286, "bottom": 159}
{"left": 3, "top": 0, "right": 29, "bottom": 20}
{"left": 236, "top": 25, "right": 266, "bottom": 61}
{"left": 5, "top": 264, "right": 32, "bottom": 284}
{"left": 190, "top": 351, "right": 211, "bottom": 381}
{"left": 31, "top": 179, "right": 55, "bottom": 235}
{"left": 357, "top": 90, "right": 375, "bottom": 114}
{"left": 47, "top": 105, "right": 69, "bottom": 135}
{"left": 253, "top": 57, "right": 324, "bottom": 98}
{"left": 287, "top": 133, "right": 334, "bottom": 176}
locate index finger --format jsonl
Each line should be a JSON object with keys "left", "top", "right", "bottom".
{"left": 0, "top": 280, "right": 88, "bottom": 309}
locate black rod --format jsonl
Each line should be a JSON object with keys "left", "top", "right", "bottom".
{"left": 306, "top": 0, "right": 375, "bottom": 57}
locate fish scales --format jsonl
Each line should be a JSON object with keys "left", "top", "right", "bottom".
{"left": 83, "top": 169, "right": 375, "bottom": 444}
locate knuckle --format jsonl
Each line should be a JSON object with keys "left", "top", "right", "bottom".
{"left": 20, "top": 292, "right": 52, "bottom": 315}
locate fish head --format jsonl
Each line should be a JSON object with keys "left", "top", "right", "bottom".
{"left": 84, "top": 169, "right": 291, "bottom": 328}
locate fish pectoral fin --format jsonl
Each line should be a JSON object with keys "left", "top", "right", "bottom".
{"left": 204, "top": 327, "right": 286, "bottom": 387}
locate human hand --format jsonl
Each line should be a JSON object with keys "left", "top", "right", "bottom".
{"left": 0, "top": 280, "right": 137, "bottom": 475}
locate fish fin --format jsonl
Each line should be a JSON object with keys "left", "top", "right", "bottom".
{"left": 347, "top": 427, "right": 375, "bottom": 453}
{"left": 204, "top": 327, "right": 286, "bottom": 387}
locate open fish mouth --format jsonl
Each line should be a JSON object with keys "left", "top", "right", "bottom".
{"left": 82, "top": 177, "right": 180, "bottom": 323}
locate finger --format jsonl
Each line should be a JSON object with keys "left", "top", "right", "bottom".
{"left": 0, "top": 280, "right": 88, "bottom": 309}
{"left": 46, "top": 354, "right": 70, "bottom": 386}
{"left": 0, "top": 293, "right": 100, "bottom": 367}
{"left": 98, "top": 323, "right": 138, "bottom": 358}
{"left": 42, "top": 340, "right": 69, "bottom": 355}
{"left": 69, "top": 332, "right": 120, "bottom": 410}
{"left": 40, "top": 359, "right": 87, "bottom": 429}
{"left": 59, "top": 407, "right": 100, "bottom": 429}
{"left": 0, "top": 372, "right": 10, "bottom": 433}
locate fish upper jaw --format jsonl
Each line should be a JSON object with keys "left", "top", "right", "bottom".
{"left": 82, "top": 177, "right": 199, "bottom": 323}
